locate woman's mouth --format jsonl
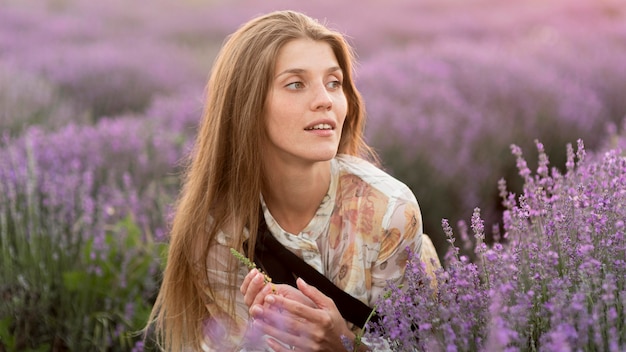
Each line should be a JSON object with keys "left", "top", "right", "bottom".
{"left": 305, "top": 123, "right": 333, "bottom": 130}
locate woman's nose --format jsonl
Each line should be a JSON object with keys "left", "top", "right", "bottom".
{"left": 311, "top": 83, "right": 333, "bottom": 111}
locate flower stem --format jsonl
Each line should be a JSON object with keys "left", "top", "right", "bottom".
{"left": 230, "top": 248, "right": 276, "bottom": 292}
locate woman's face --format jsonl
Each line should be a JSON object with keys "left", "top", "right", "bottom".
{"left": 263, "top": 38, "right": 348, "bottom": 167}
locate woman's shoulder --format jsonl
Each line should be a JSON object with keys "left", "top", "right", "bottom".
{"left": 334, "top": 154, "right": 388, "bottom": 176}
{"left": 334, "top": 154, "right": 416, "bottom": 202}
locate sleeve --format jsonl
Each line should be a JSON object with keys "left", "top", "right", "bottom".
{"left": 419, "top": 232, "right": 442, "bottom": 285}
{"left": 369, "top": 191, "right": 424, "bottom": 306}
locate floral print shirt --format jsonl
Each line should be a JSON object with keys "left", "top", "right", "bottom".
{"left": 203, "top": 154, "right": 424, "bottom": 351}
{"left": 261, "top": 154, "right": 423, "bottom": 307}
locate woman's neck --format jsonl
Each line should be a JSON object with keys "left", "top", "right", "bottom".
{"left": 262, "top": 160, "right": 331, "bottom": 234}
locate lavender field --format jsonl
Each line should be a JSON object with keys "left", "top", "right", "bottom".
{"left": 1, "top": 0, "right": 625, "bottom": 350}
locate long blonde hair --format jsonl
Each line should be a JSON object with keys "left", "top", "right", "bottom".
{"left": 148, "top": 10, "right": 377, "bottom": 351}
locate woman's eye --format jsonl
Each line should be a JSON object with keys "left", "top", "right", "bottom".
{"left": 286, "top": 82, "right": 304, "bottom": 90}
{"left": 327, "top": 80, "right": 342, "bottom": 89}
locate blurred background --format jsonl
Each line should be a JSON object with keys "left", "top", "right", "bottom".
{"left": 1, "top": 0, "right": 625, "bottom": 350}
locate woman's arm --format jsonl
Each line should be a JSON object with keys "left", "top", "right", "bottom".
{"left": 369, "top": 197, "right": 423, "bottom": 304}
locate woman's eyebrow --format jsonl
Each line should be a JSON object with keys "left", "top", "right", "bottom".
{"left": 275, "top": 66, "right": 342, "bottom": 78}
{"left": 275, "top": 68, "right": 306, "bottom": 78}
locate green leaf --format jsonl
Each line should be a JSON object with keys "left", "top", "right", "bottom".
{"left": 121, "top": 216, "right": 142, "bottom": 249}
{"left": 0, "top": 316, "right": 16, "bottom": 350}
{"left": 62, "top": 270, "right": 90, "bottom": 292}
{"left": 83, "top": 237, "right": 95, "bottom": 263}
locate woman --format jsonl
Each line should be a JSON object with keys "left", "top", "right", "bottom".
{"left": 149, "top": 10, "right": 440, "bottom": 351}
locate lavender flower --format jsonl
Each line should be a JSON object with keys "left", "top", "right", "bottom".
{"left": 369, "top": 139, "right": 626, "bottom": 351}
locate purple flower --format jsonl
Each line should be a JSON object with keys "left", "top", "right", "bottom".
{"left": 370, "top": 138, "right": 626, "bottom": 350}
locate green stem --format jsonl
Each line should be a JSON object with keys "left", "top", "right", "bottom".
{"left": 230, "top": 248, "right": 274, "bottom": 288}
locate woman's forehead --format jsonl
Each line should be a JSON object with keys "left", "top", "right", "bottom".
{"left": 273, "top": 39, "right": 339, "bottom": 76}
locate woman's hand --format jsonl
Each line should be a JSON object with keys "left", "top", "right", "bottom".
{"left": 241, "top": 269, "right": 315, "bottom": 309}
{"left": 249, "top": 278, "right": 357, "bottom": 351}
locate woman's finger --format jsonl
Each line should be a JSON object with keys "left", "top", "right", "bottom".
{"left": 240, "top": 268, "right": 259, "bottom": 295}
{"left": 241, "top": 270, "right": 269, "bottom": 307}
{"left": 251, "top": 307, "right": 305, "bottom": 346}
{"left": 251, "top": 280, "right": 273, "bottom": 308}
{"left": 264, "top": 288, "right": 327, "bottom": 324}
{"left": 269, "top": 284, "right": 316, "bottom": 308}
{"left": 296, "top": 278, "right": 337, "bottom": 311}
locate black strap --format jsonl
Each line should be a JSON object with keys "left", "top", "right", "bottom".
{"left": 244, "top": 215, "right": 379, "bottom": 329}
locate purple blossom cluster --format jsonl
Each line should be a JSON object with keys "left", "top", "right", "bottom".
{"left": 0, "top": 94, "right": 200, "bottom": 350}
{"left": 0, "top": 62, "right": 87, "bottom": 137}
{"left": 357, "top": 24, "right": 626, "bottom": 253}
{"left": 368, "top": 139, "right": 626, "bottom": 351}
{"left": 0, "top": 1, "right": 206, "bottom": 119}
{"left": 1, "top": 93, "right": 199, "bottom": 246}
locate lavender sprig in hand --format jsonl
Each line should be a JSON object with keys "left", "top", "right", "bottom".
{"left": 230, "top": 248, "right": 276, "bottom": 293}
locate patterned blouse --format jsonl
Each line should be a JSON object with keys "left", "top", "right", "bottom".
{"left": 203, "top": 154, "right": 427, "bottom": 351}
